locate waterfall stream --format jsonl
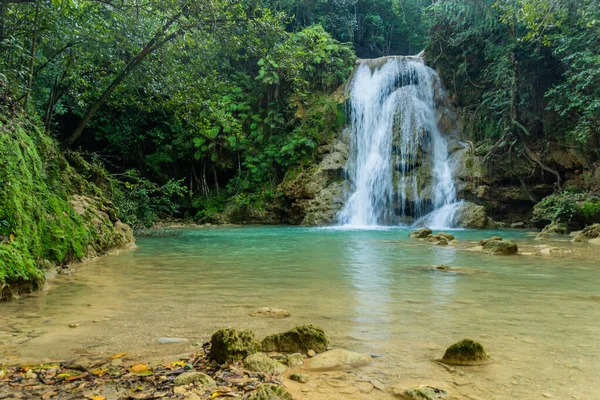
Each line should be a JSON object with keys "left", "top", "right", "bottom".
{"left": 338, "top": 56, "right": 460, "bottom": 228}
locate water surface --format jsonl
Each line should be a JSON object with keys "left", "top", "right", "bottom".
{"left": 1, "top": 226, "right": 599, "bottom": 399}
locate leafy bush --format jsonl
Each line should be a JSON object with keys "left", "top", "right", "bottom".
{"left": 532, "top": 192, "right": 600, "bottom": 229}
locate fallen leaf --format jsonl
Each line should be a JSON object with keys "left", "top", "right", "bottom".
{"left": 110, "top": 352, "right": 127, "bottom": 360}
{"left": 9, "top": 234, "right": 14, "bottom": 242}
{"left": 91, "top": 368, "right": 107, "bottom": 376}
{"left": 130, "top": 364, "right": 148, "bottom": 373}
{"left": 134, "top": 370, "right": 153, "bottom": 377}
{"left": 90, "top": 397, "right": 106, "bottom": 400}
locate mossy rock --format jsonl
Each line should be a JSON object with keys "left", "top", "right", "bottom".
{"left": 245, "top": 384, "right": 293, "bottom": 400}
{"left": 482, "top": 240, "right": 518, "bottom": 255}
{"left": 244, "top": 353, "right": 287, "bottom": 374}
{"left": 210, "top": 328, "right": 257, "bottom": 364}
{"left": 479, "top": 236, "right": 502, "bottom": 246}
{"left": 409, "top": 228, "right": 432, "bottom": 238}
{"left": 399, "top": 386, "right": 448, "bottom": 400}
{"left": 173, "top": 371, "right": 215, "bottom": 387}
{"left": 441, "top": 339, "right": 489, "bottom": 365}
{"left": 260, "top": 324, "right": 329, "bottom": 354}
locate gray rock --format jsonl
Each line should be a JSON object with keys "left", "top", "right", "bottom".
{"left": 173, "top": 371, "right": 215, "bottom": 387}
{"left": 248, "top": 308, "right": 291, "bottom": 319}
{"left": 305, "top": 349, "right": 372, "bottom": 371}
{"left": 244, "top": 353, "right": 287, "bottom": 374}
{"left": 452, "top": 202, "right": 491, "bottom": 229}
{"left": 286, "top": 353, "right": 304, "bottom": 367}
{"left": 210, "top": 328, "right": 257, "bottom": 364}
{"left": 157, "top": 337, "right": 189, "bottom": 344}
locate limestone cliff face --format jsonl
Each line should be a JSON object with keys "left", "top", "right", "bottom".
{"left": 280, "top": 137, "right": 349, "bottom": 226}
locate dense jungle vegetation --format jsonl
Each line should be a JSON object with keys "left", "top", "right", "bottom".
{"left": 1, "top": 0, "right": 599, "bottom": 287}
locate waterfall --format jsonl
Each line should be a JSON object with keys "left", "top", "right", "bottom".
{"left": 338, "top": 56, "right": 459, "bottom": 228}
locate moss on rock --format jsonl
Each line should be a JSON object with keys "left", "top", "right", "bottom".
{"left": 482, "top": 240, "right": 518, "bottom": 255}
{"left": 245, "top": 384, "right": 293, "bottom": 400}
{"left": 441, "top": 339, "right": 488, "bottom": 365}
{"left": 260, "top": 324, "right": 329, "bottom": 354}
{"left": 210, "top": 328, "right": 257, "bottom": 364}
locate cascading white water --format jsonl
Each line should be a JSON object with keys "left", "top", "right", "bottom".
{"left": 338, "top": 56, "right": 459, "bottom": 228}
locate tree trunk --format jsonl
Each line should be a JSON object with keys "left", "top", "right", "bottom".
{"left": 23, "top": 0, "right": 40, "bottom": 112}
{"left": 62, "top": 7, "right": 186, "bottom": 147}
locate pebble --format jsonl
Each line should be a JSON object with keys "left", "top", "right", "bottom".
{"left": 68, "top": 323, "right": 79, "bottom": 328}
{"left": 290, "top": 372, "right": 309, "bottom": 383}
{"left": 307, "top": 349, "right": 316, "bottom": 357}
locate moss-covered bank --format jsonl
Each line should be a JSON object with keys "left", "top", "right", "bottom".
{"left": 0, "top": 109, "right": 133, "bottom": 301}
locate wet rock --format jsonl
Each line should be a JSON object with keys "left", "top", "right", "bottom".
{"left": 68, "top": 323, "right": 79, "bottom": 328}
{"left": 245, "top": 384, "right": 293, "bottom": 400}
{"left": 394, "top": 386, "right": 448, "bottom": 400}
{"left": 289, "top": 372, "right": 309, "bottom": 383}
{"left": 305, "top": 349, "right": 372, "bottom": 371}
{"left": 572, "top": 224, "right": 600, "bottom": 242}
{"left": 173, "top": 371, "right": 216, "bottom": 387}
{"left": 409, "top": 228, "right": 432, "bottom": 238}
{"left": 285, "top": 353, "right": 304, "bottom": 367}
{"left": 248, "top": 307, "right": 291, "bottom": 319}
{"left": 260, "top": 324, "right": 329, "bottom": 354}
{"left": 244, "top": 353, "right": 287, "bottom": 374}
{"left": 452, "top": 202, "right": 489, "bottom": 229}
{"left": 479, "top": 236, "right": 502, "bottom": 246}
{"left": 210, "top": 328, "right": 257, "bottom": 364}
{"left": 483, "top": 240, "right": 518, "bottom": 255}
{"left": 157, "top": 337, "right": 189, "bottom": 344}
{"left": 307, "top": 349, "right": 316, "bottom": 357}
{"left": 540, "top": 247, "right": 559, "bottom": 256}
{"left": 542, "top": 221, "right": 569, "bottom": 235}
{"left": 441, "top": 339, "right": 489, "bottom": 365}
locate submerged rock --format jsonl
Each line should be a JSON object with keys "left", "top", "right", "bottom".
{"left": 289, "top": 372, "right": 309, "bottom": 383}
{"left": 210, "top": 328, "right": 257, "bottom": 364}
{"left": 260, "top": 324, "right": 329, "bottom": 354}
{"left": 441, "top": 339, "right": 488, "bottom": 365}
{"left": 479, "top": 236, "right": 502, "bottom": 246}
{"left": 395, "top": 386, "right": 448, "bottom": 400}
{"left": 244, "top": 353, "right": 287, "bottom": 374}
{"left": 483, "top": 240, "right": 518, "bottom": 255}
{"left": 305, "top": 349, "right": 372, "bottom": 371}
{"left": 409, "top": 228, "right": 432, "bottom": 238}
{"left": 157, "top": 337, "right": 189, "bottom": 344}
{"left": 248, "top": 308, "right": 291, "bottom": 319}
{"left": 245, "top": 384, "right": 293, "bottom": 400}
{"left": 173, "top": 371, "right": 215, "bottom": 387}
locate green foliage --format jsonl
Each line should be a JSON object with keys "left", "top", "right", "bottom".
{"left": 111, "top": 170, "right": 187, "bottom": 230}
{"left": 532, "top": 192, "right": 600, "bottom": 228}
{"left": 0, "top": 111, "right": 90, "bottom": 284}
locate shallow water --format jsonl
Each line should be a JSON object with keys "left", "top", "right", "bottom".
{"left": 1, "top": 226, "right": 599, "bottom": 399}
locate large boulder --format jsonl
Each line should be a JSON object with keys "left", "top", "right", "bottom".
{"left": 245, "top": 384, "right": 293, "bottom": 400}
{"left": 441, "top": 339, "right": 488, "bottom": 365}
{"left": 210, "top": 328, "right": 257, "bottom": 364}
{"left": 244, "top": 353, "right": 287, "bottom": 374}
{"left": 483, "top": 240, "right": 518, "bottom": 255}
{"left": 260, "top": 324, "right": 329, "bottom": 354}
{"left": 305, "top": 349, "right": 372, "bottom": 371}
{"left": 452, "top": 202, "right": 490, "bottom": 229}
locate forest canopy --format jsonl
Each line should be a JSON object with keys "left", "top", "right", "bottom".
{"left": 1, "top": 0, "right": 598, "bottom": 226}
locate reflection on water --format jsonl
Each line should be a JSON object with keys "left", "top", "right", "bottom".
{"left": 1, "top": 226, "right": 599, "bottom": 399}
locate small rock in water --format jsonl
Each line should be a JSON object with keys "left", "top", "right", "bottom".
{"left": 479, "top": 236, "right": 502, "bottom": 246}
{"left": 260, "top": 324, "right": 328, "bottom": 354}
{"left": 68, "top": 323, "right": 79, "bottom": 328}
{"left": 306, "top": 348, "right": 372, "bottom": 371}
{"left": 409, "top": 228, "right": 432, "bottom": 238}
{"left": 483, "top": 240, "right": 518, "bottom": 255}
{"left": 307, "top": 349, "right": 316, "bottom": 357}
{"left": 210, "top": 328, "right": 257, "bottom": 364}
{"left": 394, "top": 385, "right": 448, "bottom": 400}
{"left": 248, "top": 307, "right": 291, "bottom": 319}
{"left": 245, "top": 384, "right": 293, "bottom": 400}
{"left": 157, "top": 337, "right": 189, "bottom": 344}
{"left": 441, "top": 339, "right": 489, "bottom": 365}
{"left": 289, "top": 372, "right": 309, "bottom": 383}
